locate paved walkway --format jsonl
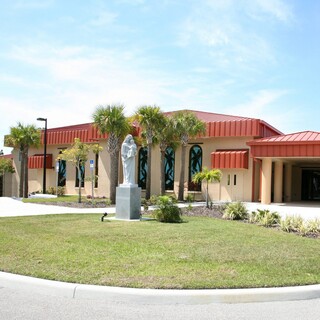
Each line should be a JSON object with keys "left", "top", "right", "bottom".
{"left": 0, "top": 197, "right": 320, "bottom": 304}
{"left": 1, "top": 197, "right": 320, "bottom": 219}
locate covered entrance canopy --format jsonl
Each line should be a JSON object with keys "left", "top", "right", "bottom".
{"left": 247, "top": 131, "right": 320, "bottom": 204}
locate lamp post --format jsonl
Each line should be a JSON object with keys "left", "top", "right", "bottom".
{"left": 37, "top": 118, "right": 47, "bottom": 194}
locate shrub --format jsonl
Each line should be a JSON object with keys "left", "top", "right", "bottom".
{"left": 280, "top": 215, "right": 303, "bottom": 233}
{"left": 153, "top": 195, "right": 182, "bottom": 223}
{"left": 249, "top": 209, "right": 281, "bottom": 227}
{"left": 149, "top": 195, "right": 158, "bottom": 205}
{"left": 185, "top": 193, "right": 194, "bottom": 203}
{"left": 222, "top": 202, "right": 248, "bottom": 220}
{"left": 46, "top": 186, "right": 65, "bottom": 196}
{"left": 305, "top": 219, "right": 320, "bottom": 234}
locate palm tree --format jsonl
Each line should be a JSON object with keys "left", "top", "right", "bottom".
{"left": 92, "top": 104, "right": 131, "bottom": 204}
{"left": 135, "top": 105, "right": 164, "bottom": 200}
{"left": 192, "top": 167, "right": 222, "bottom": 208}
{"left": 172, "top": 111, "right": 206, "bottom": 201}
{"left": 59, "top": 138, "right": 102, "bottom": 203}
{"left": 5, "top": 123, "right": 40, "bottom": 198}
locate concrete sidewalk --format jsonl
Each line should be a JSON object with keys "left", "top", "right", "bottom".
{"left": 0, "top": 197, "right": 320, "bottom": 304}
{"left": 1, "top": 197, "right": 320, "bottom": 219}
{"left": 0, "top": 197, "right": 113, "bottom": 217}
{"left": 1, "top": 271, "right": 319, "bottom": 305}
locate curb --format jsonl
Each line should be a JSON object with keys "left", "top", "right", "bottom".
{"left": 1, "top": 272, "right": 320, "bottom": 305}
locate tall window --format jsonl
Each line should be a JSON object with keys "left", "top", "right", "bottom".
{"left": 189, "top": 145, "right": 202, "bottom": 191}
{"left": 58, "top": 151, "right": 66, "bottom": 187}
{"left": 138, "top": 147, "right": 148, "bottom": 189}
{"left": 165, "top": 147, "right": 175, "bottom": 190}
{"left": 75, "top": 162, "right": 85, "bottom": 188}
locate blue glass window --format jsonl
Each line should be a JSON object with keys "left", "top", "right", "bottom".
{"left": 189, "top": 145, "right": 202, "bottom": 191}
{"left": 138, "top": 147, "right": 148, "bottom": 189}
{"left": 165, "top": 147, "right": 175, "bottom": 190}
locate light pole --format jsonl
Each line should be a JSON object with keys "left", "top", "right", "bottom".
{"left": 37, "top": 118, "right": 47, "bottom": 194}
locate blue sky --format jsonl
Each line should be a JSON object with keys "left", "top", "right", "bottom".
{"left": 1, "top": 0, "right": 319, "bottom": 153}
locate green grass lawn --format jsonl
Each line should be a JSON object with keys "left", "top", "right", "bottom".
{"left": 0, "top": 214, "right": 319, "bottom": 289}
{"left": 23, "top": 195, "right": 92, "bottom": 203}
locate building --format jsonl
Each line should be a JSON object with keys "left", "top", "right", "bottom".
{"left": 0, "top": 154, "right": 14, "bottom": 197}
{"left": 3, "top": 110, "right": 320, "bottom": 204}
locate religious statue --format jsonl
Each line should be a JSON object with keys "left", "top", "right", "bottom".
{"left": 121, "top": 134, "right": 137, "bottom": 185}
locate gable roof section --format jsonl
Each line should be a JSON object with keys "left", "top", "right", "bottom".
{"left": 43, "top": 123, "right": 108, "bottom": 145}
{"left": 39, "top": 110, "right": 283, "bottom": 146}
{"left": 247, "top": 131, "right": 320, "bottom": 157}
{"left": 166, "top": 110, "right": 282, "bottom": 138}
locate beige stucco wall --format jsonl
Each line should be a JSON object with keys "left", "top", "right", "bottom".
{"left": 9, "top": 135, "right": 255, "bottom": 202}
{"left": 147, "top": 136, "right": 253, "bottom": 202}
{"left": 27, "top": 142, "right": 112, "bottom": 198}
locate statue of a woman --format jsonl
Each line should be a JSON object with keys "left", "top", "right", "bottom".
{"left": 121, "top": 134, "right": 137, "bottom": 185}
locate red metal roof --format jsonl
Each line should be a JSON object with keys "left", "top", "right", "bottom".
{"left": 38, "top": 110, "right": 283, "bottom": 146}
{"left": 211, "top": 150, "right": 249, "bottom": 169}
{"left": 28, "top": 154, "right": 53, "bottom": 169}
{"left": 248, "top": 131, "right": 320, "bottom": 145}
{"left": 247, "top": 131, "right": 320, "bottom": 158}
{"left": 0, "top": 154, "right": 13, "bottom": 159}
{"left": 42, "top": 123, "right": 108, "bottom": 145}
{"left": 165, "top": 110, "right": 282, "bottom": 138}
{"left": 165, "top": 110, "right": 251, "bottom": 122}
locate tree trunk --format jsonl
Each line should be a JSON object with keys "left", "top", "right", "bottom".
{"left": 77, "top": 162, "right": 82, "bottom": 203}
{"left": 109, "top": 151, "right": 119, "bottom": 204}
{"left": 160, "top": 149, "right": 165, "bottom": 195}
{"left": 23, "top": 149, "right": 29, "bottom": 198}
{"left": 145, "top": 143, "right": 152, "bottom": 200}
{"left": 178, "top": 144, "right": 186, "bottom": 201}
{"left": 206, "top": 181, "right": 209, "bottom": 208}
{"left": 19, "top": 151, "right": 24, "bottom": 198}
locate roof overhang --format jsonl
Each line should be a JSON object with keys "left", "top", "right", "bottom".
{"left": 247, "top": 131, "right": 320, "bottom": 158}
{"left": 211, "top": 150, "right": 249, "bottom": 169}
{"left": 28, "top": 154, "right": 53, "bottom": 169}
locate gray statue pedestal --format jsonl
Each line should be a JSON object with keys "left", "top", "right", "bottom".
{"left": 115, "top": 184, "right": 141, "bottom": 220}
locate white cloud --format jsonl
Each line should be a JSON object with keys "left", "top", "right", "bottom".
{"left": 250, "top": 0, "right": 294, "bottom": 23}
{"left": 176, "top": 0, "right": 294, "bottom": 74}
{"left": 13, "top": 0, "right": 54, "bottom": 9}
{"left": 90, "top": 10, "right": 118, "bottom": 27}
{"left": 225, "top": 89, "right": 301, "bottom": 133}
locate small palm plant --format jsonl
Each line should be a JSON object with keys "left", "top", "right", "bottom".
{"left": 223, "top": 202, "right": 248, "bottom": 220}
{"left": 192, "top": 167, "right": 222, "bottom": 208}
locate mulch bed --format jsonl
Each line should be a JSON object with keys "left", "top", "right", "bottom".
{"left": 38, "top": 201, "right": 111, "bottom": 208}
{"left": 36, "top": 201, "right": 319, "bottom": 238}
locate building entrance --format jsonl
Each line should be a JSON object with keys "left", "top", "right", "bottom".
{"left": 301, "top": 169, "right": 320, "bottom": 200}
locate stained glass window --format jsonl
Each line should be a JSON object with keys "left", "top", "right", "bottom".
{"left": 138, "top": 147, "right": 148, "bottom": 189}
{"left": 188, "top": 145, "right": 202, "bottom": 191}
{"left": 58, "top": 159, "right": 66, "bottom": 187}
{"left": 165, "top": 147, "right": 175, "bottom": 190}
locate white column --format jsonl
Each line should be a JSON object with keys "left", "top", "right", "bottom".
{"left": 284, "top": 163, "right": 292, "bottom": 202}
{"left": 261, "top": 158, "right": 272, "bottom": 204}
{"left": 274, "top": 161, "right": 283, "bottom": 203}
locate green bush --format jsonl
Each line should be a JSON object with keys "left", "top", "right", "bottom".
{"left": 305, "top": 219, "right": 320, "bottom": 234}
{"left": 153, "top": 195, "right": 182, "bottom": 223}
{"left": 46, "top": 186, "right": 65, "bottom": 196}
{"left": 249, "top": 209, "right": 281, "bottom": 227}
{"left": 279, "top": 216, "right": 320, "bottom": 236}
{"left": 280, "top": 215, "right": 304, "bottom": 233}
{"left": 222, "top": 202, "right": 248, "bottom": 220}
{"left": 185, "top": 193, "right": 194, "bottom": 203}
